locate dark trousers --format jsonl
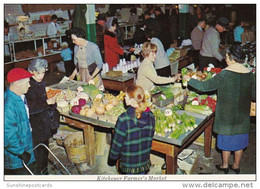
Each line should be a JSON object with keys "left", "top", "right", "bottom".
{"left": 191, "top": 50, "right": 200, "bottom": 68}
{"left": 64, "top": 60, "right": 75, "bottom": 77}
{"left": 33, "top": 140, "right": 49, "bottom": 175}
{"left": 199, "top": 55, "right": 218, "bottom": 72}
{"left": 4, "top": 162, "right": 37, "bottom": 175}
{"left": 156, "top": 65, "right": 171, "bottom": 77}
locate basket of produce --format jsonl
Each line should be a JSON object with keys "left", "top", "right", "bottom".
{"left": 152, "top": 91, "right": 175, "bottom": 107}
{"left": 151, "top": 84, "right": 186, "bottom": 107}
{"left": 64, "top": 132, "right": 87, "bottom": 164}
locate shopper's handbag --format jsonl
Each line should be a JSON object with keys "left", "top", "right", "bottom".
{"left": 43, "top": 104, "right": 60, "bottom": 134}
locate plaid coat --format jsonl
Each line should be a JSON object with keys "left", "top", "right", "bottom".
{"left": 109, "top": 106, "right": 155, "bottom": 174}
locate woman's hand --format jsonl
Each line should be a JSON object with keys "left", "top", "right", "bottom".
{"left": 129, "top": 47, "right": 135, "bottom": 52}
{"left": 183, "top": 75, "right": 191, "bottom": 82}
{"left": 86, "top": 75, "right": 93, "bottom": 83}
{"left": 47, "top": 97, "right": 56, "bottom": 105}
{"left": 172, "top": 73, "right": 182, "bottom": 82}
{"left": 69, "top": 69, "right": 77, "bottom": 80}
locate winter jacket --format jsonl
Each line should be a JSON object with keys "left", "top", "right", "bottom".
{"left": 188, "top": 68, "right": 256, "bottom": 135}
{"left": 104, "top": 30, "right": 124, "bottom": 69}
{"left": 4, "top": 88, "right": 35, "bottom": 169}
{"left": 25, "top": 78, "right": 53, "bottom": 143}
{"left": 109, "top": 106, "right": 155, "bottom": 174}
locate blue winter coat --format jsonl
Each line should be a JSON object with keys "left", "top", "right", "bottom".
{"left": 4, "top": 88, "right": 35, "bottom": 169}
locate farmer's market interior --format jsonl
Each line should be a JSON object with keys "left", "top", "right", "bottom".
{"left": 4, "top": 4, "right": 256, "bottom": 178}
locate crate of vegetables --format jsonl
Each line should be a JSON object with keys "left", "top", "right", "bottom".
{"left": 152, "top": 91, "right": 175, "bottom": 107}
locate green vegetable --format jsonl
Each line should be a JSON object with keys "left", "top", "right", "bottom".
{"left": 82, "top": 84, "right": 103, "bottom": 100}
{"left": 187, "top": 91, "right": 198, "bottom": 102}
{"left": 171, "top": 104, "right": 184, "bottom": 111}
{"left": 152, "top": 109, "right": 197, "bottom": 139}
{"left": 181, "top": 68, "right": 188, "bottom": 86}
{"left": 184, "top": 104, "right": 212, "bottom": 115}
{"left": 105, "top": 103, "right": 126, "bottom": 117}
{"left": 198, "top": 94, "right": 208, "bottom": 100}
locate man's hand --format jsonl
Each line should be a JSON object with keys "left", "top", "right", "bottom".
{"left": 18, "top": 152, "right": 31, "bottom": 164}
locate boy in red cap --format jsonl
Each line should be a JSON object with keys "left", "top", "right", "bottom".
{"left": 4, "top": 68, "right": 36, "bottom": 175}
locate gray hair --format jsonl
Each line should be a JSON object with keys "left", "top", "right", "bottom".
{"left": 28, "top": 58, "right": 48, "bottom": 72}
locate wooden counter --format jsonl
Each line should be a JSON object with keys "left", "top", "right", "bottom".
{"left": 61, "top": 111, "right": 214, "bottom": 174}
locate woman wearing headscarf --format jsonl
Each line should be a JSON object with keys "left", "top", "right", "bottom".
{"left": 104, "top": 18, "right": 124, "bottom": 70}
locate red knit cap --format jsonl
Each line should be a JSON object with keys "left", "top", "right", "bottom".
{"left": 7, "top": 68, "right": 34, "bottom": 83}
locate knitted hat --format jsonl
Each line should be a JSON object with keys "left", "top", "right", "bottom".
{"left": 7, "top": 68, "right": 33, "bottom": 83}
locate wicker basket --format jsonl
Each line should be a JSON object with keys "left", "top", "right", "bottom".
{"left": 64, "top": 132, "right": 87, "bottom": 164}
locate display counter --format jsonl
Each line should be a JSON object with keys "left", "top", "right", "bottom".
{"left": 49, "top": 79, "right": 214, "bottom": 174}
{"left": 60, "top": 110, "right": 214, "bottom": 174}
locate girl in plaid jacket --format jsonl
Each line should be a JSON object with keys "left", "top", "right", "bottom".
{"left": 109, "top": 85, "right": 155, "bottom": 174}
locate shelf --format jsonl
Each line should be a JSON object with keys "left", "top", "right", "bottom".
{"left": 4, "top": 35, "right": 65, "bottom": 64}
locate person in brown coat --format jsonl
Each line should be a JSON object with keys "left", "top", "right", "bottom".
{"left": 190, "top": 18, "right": 206, "bottom": 68}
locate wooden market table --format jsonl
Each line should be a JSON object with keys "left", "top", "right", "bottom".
{"left": 60, "top": 110, "right": 214, "bottom": 174}
{"left": 102, "top": 73, "right": 135, "bottom": 92}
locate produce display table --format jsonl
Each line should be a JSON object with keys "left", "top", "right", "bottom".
{"left": 60, "top": 110, "right": 214, "bottom": 174}
{"left": 102, "top": 73, "right": 135, "bottom": 92}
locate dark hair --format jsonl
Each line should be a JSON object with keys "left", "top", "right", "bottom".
{"left": 130, "top": 7, "right": 137, "bottom": 14}
{"left": 144, "top": 10, "right": 150, "bottom": 16}
{"left": 226, "top": 44, "right": 245, "bottom": 63}
{"left": 4, "top": 20, "right": 9, "bottom": 29}
{"left": 145, "top": 29, "right": 159, "bottom": 39}
{"left": 19, "top": 27, "right": 25, "bottom": 31}
{"left": 51, "top": 14, "right": 58, "bottom": 21}
{"left": 154, "top": 7, "right": 162, "bottom": 13}
{"left": 70, "top": 27, "right": 86, "bottom": 39}
{"left": 111, "top": 18, "right": 118, "bottom": 27}
{"left": 197, "top": 18, "right": 206, "bottom": 24}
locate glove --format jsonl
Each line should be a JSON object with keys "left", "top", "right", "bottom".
{"left": 107, "top": 158, "right": 117, "bottom": 167}
{"left": 18, "top": 151, "right": 31, "bottom": 164}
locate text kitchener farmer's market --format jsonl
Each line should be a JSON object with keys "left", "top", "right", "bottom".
{"left": 97, "top": 175, "right": 167, "bottom": 181}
